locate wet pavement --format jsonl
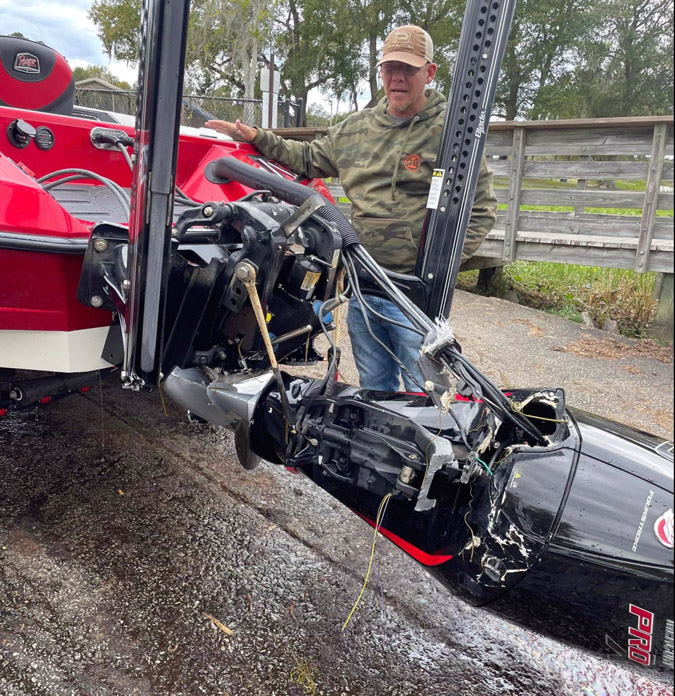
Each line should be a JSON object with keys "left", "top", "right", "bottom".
{"left": 1, "top": 290, "right": 673, "bottom": 696}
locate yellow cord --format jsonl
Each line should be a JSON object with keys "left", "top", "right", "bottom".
{"left": 520, "top": 413, "right": 570, "bottom": 424}
{"left": 342, "top": 492, "right": 392, "bottom": 630}
{"left": 332, "top": 267, "right": 346, "bottom": 352}
{"left": 462, "top": 483, "right": 478, "bottom": 562}
{"left": 159, "top": 383, "right": 169, "bottom": 416}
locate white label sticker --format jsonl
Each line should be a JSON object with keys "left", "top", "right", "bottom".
{"left": 426, "top": 168, "right": 445, "bottom": 209}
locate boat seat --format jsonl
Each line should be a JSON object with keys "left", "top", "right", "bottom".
{"left": 0, "top": 35, "right": 74, "bottom": 115}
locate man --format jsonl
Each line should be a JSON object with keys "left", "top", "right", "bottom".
{"left": 206, "top": 25, "right": 497, "bottom": 392}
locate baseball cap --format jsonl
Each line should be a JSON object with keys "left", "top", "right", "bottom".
{"left": 376, "top": 25, "right": 434, "bottom": 68}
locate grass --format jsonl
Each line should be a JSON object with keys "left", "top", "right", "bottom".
{"left": 458, "top": 262, "right": 659, "bottom": 338}
{"left": 467, "top": 175, "right": 671, "bottom": 336}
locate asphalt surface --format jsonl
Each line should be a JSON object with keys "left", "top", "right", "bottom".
{"left": 0, "top": 290, "right": 673, "bottom": 696}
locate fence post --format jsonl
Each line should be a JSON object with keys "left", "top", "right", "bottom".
{"left": 574, "top": 155, "right": 589, "bottom": 215}
{"left": 635, "top": 122, "right": 667, "bottom": 273}
{"left": 650, "top": 273, "right": 674, "bottom": 346}
{"left": 503, "top": 125, "right": 526, "bottom": 263}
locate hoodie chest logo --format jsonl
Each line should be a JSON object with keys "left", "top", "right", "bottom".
{"left": 403, "top": 154, "right": 421, "bottom": 171}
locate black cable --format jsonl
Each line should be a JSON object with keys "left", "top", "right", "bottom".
{"left": 345, "top": 255, "right": 426, "bottom": 393}
{"left": 38, "top": 169, "right": 131, "bottom": 218}
{"left": 348, "top": 245, "right": 430, "bottom": 332}
{"left": 349, "top": 258, "right": 425, "bottom": 336}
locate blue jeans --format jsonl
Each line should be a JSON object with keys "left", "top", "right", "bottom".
{"left": 347, "top": 295, "right": 425, "bottom": 392}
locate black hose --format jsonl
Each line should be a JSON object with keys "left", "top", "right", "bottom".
{"left": 211, "top": 157, "right": 361, "bottom": 248}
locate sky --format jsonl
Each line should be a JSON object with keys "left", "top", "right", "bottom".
{"left": 0, "top": 0, "right": 338, "bottom": 109}
{"left": 1, "top": 0, "right": 139, "bottom": 84}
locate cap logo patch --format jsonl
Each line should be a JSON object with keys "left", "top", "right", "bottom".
{"left": 654, "top": 508, "right": 674, "bottom": 548}
{"left": 392, "top": 31, "right": 412, "bottom": 45}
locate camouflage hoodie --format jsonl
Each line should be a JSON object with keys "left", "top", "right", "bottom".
{"left": 253, "top": 89, "right": 497, "bottom": 273}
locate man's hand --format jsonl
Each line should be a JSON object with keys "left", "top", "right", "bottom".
{"left": 204, "top": 119, "right": 257, "bottom": 142}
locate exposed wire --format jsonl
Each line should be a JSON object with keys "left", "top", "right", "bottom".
{"left": 342, "top": 492, "right": 392, "bottom": 630}
{"left": 349, "top": 257, "right": 425, "bottom": 335}
{"left": 344, "top": 239, "right": 547, "bottom": 444}
{"left": 475, "top": 456, "right": 493, "bottom": 476}
{"left": 515, "top": 411, "right": 570, "bottom": 424}
{"left": 462, "top": 483, "right": 479, "bottom": 562}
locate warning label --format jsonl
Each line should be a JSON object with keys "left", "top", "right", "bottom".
{"left": 426, "top": 169, "right": 444, "bottom": 209}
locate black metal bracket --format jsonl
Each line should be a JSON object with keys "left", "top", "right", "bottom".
{"left": 416, "top": 0, "right": 517, "bottom": 319}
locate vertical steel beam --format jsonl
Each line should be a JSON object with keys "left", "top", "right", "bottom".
{"left": 416, "top": 0, "right": 518, "bottom": 319}
{"left": 124, "top": 0, "right": 192, "bottom": 388}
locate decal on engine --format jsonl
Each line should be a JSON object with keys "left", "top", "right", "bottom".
{"left": 631, "top": 489, "right": 654, "bottom": 553}
{"left": 508, "top": 469, "right": 521, "bottom": 489}
{"left": 627, "top": 604, "right": 653, "bottom": 666}
{"left": 654, "top": 508, "right": 673, "bottom": 549}
{"left": 664, "top": 619, "right": 674, "bottom": 669}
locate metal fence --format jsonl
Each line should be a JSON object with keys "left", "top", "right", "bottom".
{"left": 74, "top": 88, "right": 302, "bottom": 128}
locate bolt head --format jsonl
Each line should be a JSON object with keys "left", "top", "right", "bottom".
{"left": 90, "top": 295, "right": 104, "bottom": 308}
{"left": 93, "top": 238, "right": 108, "bottom": 252}
{"left": 122, "top": 279, "right": 131, "bottom": 290}
{"left": 203, "top": 205, "right": 214, "bottom": 217}
{"left": 235, "top": 264, "right": 253, "bottom": 282}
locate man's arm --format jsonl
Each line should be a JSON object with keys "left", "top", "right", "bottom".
{"left": 462, "top": 157, "right": 498, "bottom": 262}
{"left": 205, "top": 119, "right": 339, "bottom": 180}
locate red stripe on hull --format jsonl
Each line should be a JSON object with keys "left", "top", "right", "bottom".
{"left": 354, "top": 510, "right": 453, "bottom": 566}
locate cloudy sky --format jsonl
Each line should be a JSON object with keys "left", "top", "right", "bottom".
{"left": 2, "top": 0, "right": 143, "bottom": 85}
{"left": 1, "top": 0, "right": 352, "bottom": 111}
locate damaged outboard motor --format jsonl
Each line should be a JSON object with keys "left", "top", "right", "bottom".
{"left": 73, "top": 0, "right": 673, "bottom": 676}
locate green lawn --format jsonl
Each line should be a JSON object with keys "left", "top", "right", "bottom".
{"left": 458, "top": 262, "right": 659, "bottom": 338}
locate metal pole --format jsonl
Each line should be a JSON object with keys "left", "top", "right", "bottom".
{"left": 416, "top": 0, "right": 518, "bottom": 320}
{"left": 268, "top": 53, "right": 275, "bottom": 129}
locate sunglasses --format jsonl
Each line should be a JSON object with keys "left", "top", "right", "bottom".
{"left": 379, "top": 63, "right": 423, "bottom": 77}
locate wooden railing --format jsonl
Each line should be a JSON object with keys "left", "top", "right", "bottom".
{"left": 274, "top": 116, "right": 673, "bottom": 275}
{"left": 274, "top": 116, "right": 674, "bottom": 341}
{"left": 480, "top": 116, "right": 673, "bottom": 275}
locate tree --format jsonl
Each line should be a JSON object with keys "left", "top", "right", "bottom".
{"left": 89, "top": 0, "right": 273, "bottom": 105}
{"left": 270, "top": 0, "right": 365, "bottom": 117}
{"left": 397, "top": 0, "right": 463, "bottom": 98}
{"left": 493, "top": 0, "right": 599, "bottom": 120}
{"left": 88, "top": 0, "right": 673, "bottom": 122}
{"left": 570, "top": 0, "right": 674, "bottom": 117}
{"left": 186, "top": 0, "right": 274, "bottom": 105}
{"left": 89, "top": 0, "right": 140, "bottom": 62}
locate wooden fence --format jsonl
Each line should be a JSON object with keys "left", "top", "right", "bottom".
{"left": 275, "top": 116, "right": 674, "bottom": 341}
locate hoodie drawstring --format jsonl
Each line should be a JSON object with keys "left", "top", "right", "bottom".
{"left": 390, "top": 115, "right": 420, "bottom": 201}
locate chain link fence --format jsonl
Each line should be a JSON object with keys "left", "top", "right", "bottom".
{"left": 74, "top": 89, "right": 302, "bottom": 128}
